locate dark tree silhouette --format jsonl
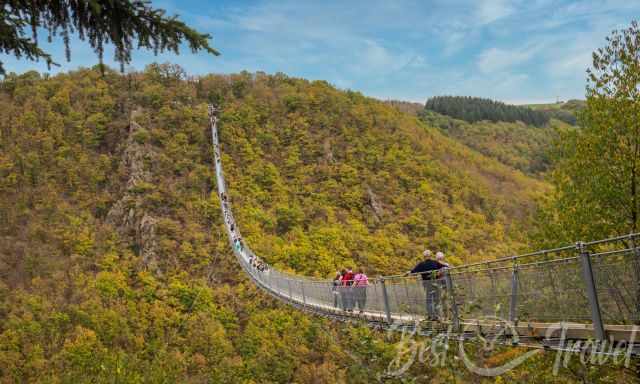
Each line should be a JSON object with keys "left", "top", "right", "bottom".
{"left": 424, "top": 96, "right": 554, "bottom": 127}
{"left": 0, "top": 0, "right": 220, "bottom": 74}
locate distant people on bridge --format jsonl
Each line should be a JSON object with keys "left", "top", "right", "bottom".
{"left": 233, "top": 237, "right": 243, "bottom": 253}
{"left": 341, "top": 267, "right": 355, "bottom": 312}
{"left": 353, "top": 268, "right": 369, "bottom": 313}
{"left": 248, "top": 254, "right": 268, "bottom": 272}
{"left": 332, "top": 271, "right": 342, "bottom": 308}
{"left": 407, "top": 249, "right": 447, "bottom": 320}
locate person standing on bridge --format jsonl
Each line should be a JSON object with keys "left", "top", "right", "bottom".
{"left": 332, "top": 271, "right": 342, "bottom": 308}
{"left": 407, "top": 249, "right": 446, "bottom": 320}
{"left": 353, "top": 268, "right": 369, "bottom": 313}
{"left": 341, "top": 267, "right": 355, "bottom": 312}
{"left": 436, "top": 251, "right": 449, "bottom": 268}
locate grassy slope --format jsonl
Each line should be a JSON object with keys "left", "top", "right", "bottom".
{"left": 525, "top": 99, "right": 586, "bottom": 111}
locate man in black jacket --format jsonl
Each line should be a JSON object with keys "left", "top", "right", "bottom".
{"left": 408, "top": 250, "right": 446, "bottom": 320}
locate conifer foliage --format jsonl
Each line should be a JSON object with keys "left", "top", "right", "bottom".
{"left": 425, "top": 96, "right": 551, "bottom": 127}
{"left": 0, "top": 0, "right": 219, "bottom": 74}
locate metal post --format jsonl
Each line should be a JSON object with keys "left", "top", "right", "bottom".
{"left": 509, "top": 264, "right": 519, "bottom": 323}
{"left": 632, "top": 235, "right": 640, "bottom": 323}
{"left": 489, "top": 269, "right": 497, "bottom": 312}
{"left": 403, "top": 278, "right": 411, "bottom": 313}
{"left": 380, "top": 278, "right": 392, "bottom": 324}
{"left": 578, "top": 242, "right": 606, "bottom": 340}
{"left": 444, "top": 271, "right": 460, "bottom": 330}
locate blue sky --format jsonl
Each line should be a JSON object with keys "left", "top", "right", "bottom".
{"left": 2, "top": 0, "right": 639, "bottom": 104}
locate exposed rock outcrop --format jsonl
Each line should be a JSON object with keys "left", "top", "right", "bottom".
{"left": 106, "top": 109, "right": 160, "bottom": 274}
{"left": 323, "top": 138, "right": 335, "bottom": 164}
{"left": 366, "top": 186, "right": 384, "bottom": 222}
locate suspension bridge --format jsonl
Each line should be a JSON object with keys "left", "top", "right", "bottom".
{"left": 208, "top": 105, "right": 640, "bottom": 351}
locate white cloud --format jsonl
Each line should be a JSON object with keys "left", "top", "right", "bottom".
{"left": 357, "top": 40, "right": 420, "bottom": 75}
{"left": 405, "top": 55, "right": 427, "bottom": 69}
{"left": 361, "top": 40, "right": 396, "bottom": 71}
{"left": 549, "top": 50, "right": 592, "bottom": 78}
{"left": 540, "top": 14, "right": 622, "bottom": 79}
{"left": 476, "top": 45, "right": 539, "bottom": 74}
{"left": 476, "top": 0, "right": 516, "bottom": 25}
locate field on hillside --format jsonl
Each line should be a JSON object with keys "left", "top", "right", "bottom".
{"left": 525, "top": 99, "right": 586, "bottom": 111}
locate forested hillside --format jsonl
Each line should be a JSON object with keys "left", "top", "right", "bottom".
{"left": 383, "top": 100, "right": 424, "bottom": 115}
{"left": 214, "top": 74, "right": 555, "bottom": 275}
{"left": 383, "top": 97, "right": 579, "bottom": 176}
{"left": 419, "top": 110, "right": 575, "bottom": 175}
{"left": 2, "top": 66, "right": 612, "bottom": 383}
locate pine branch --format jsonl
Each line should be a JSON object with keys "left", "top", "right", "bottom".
{"left": 0, "top": 0, "right": 220, "bottom": 75}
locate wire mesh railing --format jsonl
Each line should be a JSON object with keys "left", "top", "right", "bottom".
{"left": 208, "top": 104, "right": 640, "bottom": 340}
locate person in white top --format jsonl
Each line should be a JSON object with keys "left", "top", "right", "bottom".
{"left": 436, "top": 251, "right": 449, "bottom": 268}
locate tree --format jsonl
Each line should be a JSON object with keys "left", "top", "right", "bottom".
{"left": 0, "top": 0, "right": 219, "bottom": 74}
{"left": 538, "top": 20, "right": 640, "bottom": 243}
{"left": 423, "top": 95, "right": 552, "bottom": 127}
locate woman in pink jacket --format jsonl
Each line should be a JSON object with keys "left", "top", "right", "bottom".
{"left": 353, "top": 268, "right": 369, "bottom": 313}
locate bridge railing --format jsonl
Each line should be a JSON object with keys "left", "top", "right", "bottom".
{"left": 209, "top": 105, "right": 640, "bottom": 338}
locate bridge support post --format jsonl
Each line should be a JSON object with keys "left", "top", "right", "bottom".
{"left": 380, "top": 278, "right": 392, "bottom": 324}
{"left": 632, "top": 235, "right": 640, "bottom": 323}
{"left": 444, "top": 271, "right": 460, "bottom": 331}
{"left": 578, "top": 242, "right": 606, "bottom": 340}
{"left": 509, "top": 264, "right": 518, "bottom": 323}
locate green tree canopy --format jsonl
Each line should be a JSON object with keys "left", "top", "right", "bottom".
{"left": 423, "top": 95, "right": 555, "bottom": 127}
{"left": 537, "top": 20, "right": 640, "bottom": 243}
{"left": 0, "top": 0, "right": 219, "bottom": 74}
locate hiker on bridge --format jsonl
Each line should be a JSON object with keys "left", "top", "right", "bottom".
{"left": 436, "top": 251, "right": 449, "bottom": 268}
{"left": 341, "top": 267, "right": 355, "bottom": 312}
{"left": 332, "top": 271, "right": 342, "bottom": 308}
{"left": 407, "top": 249, "right": 447, "bottom": 320}
{"left": 353, "top": 268, "right": 369, "bottom": 313}
{"left": 233, "top": 237, "right": 243, "bottom": 253}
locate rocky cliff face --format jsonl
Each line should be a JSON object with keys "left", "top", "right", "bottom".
{"left": 106, "top": 109, "right": 160, "bottom": 274}
{"left": 366, "top": 186, "right": 384, "bottom": 222}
